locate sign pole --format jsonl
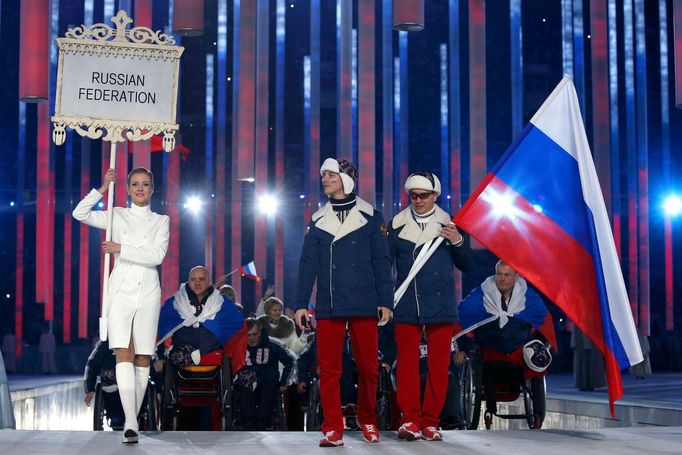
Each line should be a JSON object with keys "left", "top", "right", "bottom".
{"left": 99, "top": 141, "right": 116, "bottom": 341}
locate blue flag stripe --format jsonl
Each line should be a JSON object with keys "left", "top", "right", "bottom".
{"left": 493, "top": 125, "right": 592, "bottom": 253}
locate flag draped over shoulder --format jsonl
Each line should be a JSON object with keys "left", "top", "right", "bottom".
{"left": 453, "top": 76, "right": 642, "bottom": 416}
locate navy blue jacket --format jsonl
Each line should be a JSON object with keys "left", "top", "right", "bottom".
{"left": 388, "top": 206, "right": 471, "bottom": 324}
{"left": 244, "top": 329, "right": 296, "bottom": 387}
{"left": 295, "top": 197, "right": 393, "bottom": 319}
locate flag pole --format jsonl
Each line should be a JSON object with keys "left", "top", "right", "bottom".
{"left": 100, "top": 141, "right": 117, "bottom": 341}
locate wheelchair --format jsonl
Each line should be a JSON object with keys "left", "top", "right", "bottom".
{"left": 92, "top": 378, "right": 158, "bottom": 431}
{"left": 160, "top": 350, "right": 233, "bottom": 431}
{"left": 459, "top": 347, "right": 546, "bottom": 430}
{"left": 231, "top": 376, "right": 287, "bottom": 430}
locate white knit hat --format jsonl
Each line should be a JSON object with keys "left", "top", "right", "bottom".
{"left": 320, "top": 158, "right": 358, "bottom": 195}
{"left": 404, "top": 172, "right": 441, "bottom": 196}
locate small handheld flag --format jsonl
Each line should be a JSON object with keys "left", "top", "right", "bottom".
{"left": 240, "top": 261, "right": 260, "bottom": 282}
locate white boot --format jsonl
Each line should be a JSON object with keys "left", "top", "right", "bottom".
{"left": 116, "top": 362, "right": 139, "bottom": 443}
{"left": 134, "top": 365, "right": 150, "bottom": 415}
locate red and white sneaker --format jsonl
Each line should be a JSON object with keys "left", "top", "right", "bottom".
{"left": 398, "top": 422, "right": 422, "bottom": 441}
{"left": 361, "top": 424, "right": 380, "bottom": 443}
{"left": 421, "top": 426, "right": 443, "bottom": 441}
{"left": 319, "top": 431, "right": 344, "bottom": 447}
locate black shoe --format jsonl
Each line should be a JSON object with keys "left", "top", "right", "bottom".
{"left": 122, "top": 429, "right": 139, "bottom": 444}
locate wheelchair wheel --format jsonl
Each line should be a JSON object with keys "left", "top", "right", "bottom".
{"left": 93, "top": 383, "right": 104, "bottom": 431}
{"left": 139, "top": 380, "right": 158, "bottom": 431}
{"left": 460, "top": 353, "right": 482, "bottom": 430}
{"left": 161, "top": 362, "right": 178, "bottom": 430}
{"left": 305, "top": 378, "right": 322, "bottom": 432}
{"left": 221, "top": 355, "right": 233, "bottom": 430}
{"left": 523, "top": 381, "right": 535, "bottom": 429}
{"left": 268, "top": 388, "right": 288, "bottom": 431}
{"left": 377, "top": 367, "right": 392, "bottom": 430}
{"left": 529, "top": 377, "right": 546, "bottom": 429}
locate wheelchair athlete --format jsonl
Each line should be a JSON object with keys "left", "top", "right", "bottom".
{"left": 157, "top": 266, "right": 244, "bottom": 368}
{"left": 234, "top": 318, "right": 296, "bottom": 430}
{"left": 456, "top": 261, "right": 555, "bottom": 425}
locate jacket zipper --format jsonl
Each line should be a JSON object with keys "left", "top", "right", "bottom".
{"left": 329, "top": 241, "right": 334, "bottom": 313}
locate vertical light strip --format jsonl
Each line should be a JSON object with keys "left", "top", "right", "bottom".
{"left": 215, "top": 0, "right": 227, "bottom": 278}
{"left": 358, "top": 1, "right": 375, "bottom": 204}
{"left": 352, "top": 28, "right": 358, "bottom": 165}
{"left": 229, "top": 0, "right": 242, "bottom": 300}
{"left": 254, "top": 0, "right": 269, "bottom": 301}
{"left": 448, "top": 0, "right": 461, "bottom": 212}
{"left": 608, "top": 0, "right": 621, "bottom": 258}
{"left": 449, "top": 0, "right": 462, "bottom": 302}
{"left": 80, "top": 0, "right": 93, "bottom": 335}
{"left": 398, "top": 32, "right": 409, "bottom": 209}
{"left": 393, "top": 56, "right": 401, "bottom": 210}
{"left": 309, "top": 0, "right": 321, "bottom": 218}
{"left": 15, "top": 103, "right": 26, "bottom": 357}
{"left": 304, "top": 56, "right": 312, "bottom": 223}
{"left": 275, "top": 0, "right": 285, "bottom": 299}
{"left": 439, "top": 44, "right": 449, "bottom": 210}
{"left": 623, "top": 0, "right": 639, "bottom": 325}
{"left": 381, "top": 0, "right": 394, "bottom": 218}
{"left": 336, "top": 0, "right": 352, "bottom": 161}
{"left": 562, "top": 0, "right": 574, "bottom": 80}
{"left": 674, "top": 0, "right": 682, "bottom": 107}
{"left": 205, "top": 53, "right": 214, "bottom": 274}
{"left": 591, "top": 1, "right": 611, "bottom": 214}
{"left": 634, "top": 0, "right": 649, "bottom": 336}
{"left": 132, "top": 0, "right": 152, "bottom": 169}
{"left": 571, "top": 0, "right": 586, "bottom": 114}
{"left": 469, "top": 0, "right": 486, "bottom": 217}
{"left": 162, "top": 145, "right": 181, "bottom": 301}
{"left": 79, "top": 136, "right": 90, "bottom": 339}
{"left": 510, "top": 0, "right": 523, "bottom": 136}
{"left": 63, "top": 134, "right": 74, "bottom": 344}
{"left": 660, "top": 0, "right": 673, "bottom": 331}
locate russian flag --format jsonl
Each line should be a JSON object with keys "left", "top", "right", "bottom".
{"left": 239, "top": 261, "right": 260, "bottom": 282}
{"left": 453, "top": 76, "right": 642, "bottom": 416}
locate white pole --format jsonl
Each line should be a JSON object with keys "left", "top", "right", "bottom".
{"left": 99, "top": 141, "right": 117, "bottom": 341}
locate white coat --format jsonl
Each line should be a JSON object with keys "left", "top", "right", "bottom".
{"left": 73, "top": 189, "right": 170, "bottom": 355}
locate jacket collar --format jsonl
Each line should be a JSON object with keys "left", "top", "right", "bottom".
{"left": 391, "top": 205, "right": 452, "bottom": 248}
{"left": 313, "top": 197, "right": 374, "bottom": 241}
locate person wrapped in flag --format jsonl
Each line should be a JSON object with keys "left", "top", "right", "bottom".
{"left": 294, "top": 158, "right": 393, "bottom": 447}
{"left": 457, "top": 261, "right": 555, "bottom": 363}
{"left": 387, "top": 172, "right": 471, "bottom": 442}
{"left": 157, "top": 266, "right": 244, "bottom": 368}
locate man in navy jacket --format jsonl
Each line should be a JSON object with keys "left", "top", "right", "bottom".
{"left": 388, "top": 172, "right": 470, "bottom": 442}
{"left": 294, "top": 158, "right": 393, "bottom": 447}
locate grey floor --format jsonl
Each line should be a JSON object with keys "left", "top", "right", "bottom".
{"left": 1, "top": 426, "right": 681, "bottom": 455}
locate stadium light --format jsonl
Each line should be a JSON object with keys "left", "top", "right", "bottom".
{"left": 663, "top": 195, "right": 682, "bottom": 217}
{"left": 184, "top": 196, "right": 203, "bottom": 214}
{"left": 258, "top": 194, "right": 279, "bottom": 215}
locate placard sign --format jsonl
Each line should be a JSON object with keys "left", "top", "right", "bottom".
{"left": 52, "top": 10, "right": 184, "bottom": 151}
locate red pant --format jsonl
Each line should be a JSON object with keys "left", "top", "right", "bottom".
{"left": 316, "top": 317, "right": 378, "bottom": 434}
{"left": 395, "top": 323, "right": 453, "bottom": 428}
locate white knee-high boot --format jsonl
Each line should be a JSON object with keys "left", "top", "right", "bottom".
{"left": 116, "top": 362, "right": 139, "bottom": 432}
{"left": 134, "top": 365, "right": 150, "bottom": 414}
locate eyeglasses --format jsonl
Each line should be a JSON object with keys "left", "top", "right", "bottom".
{"left": 409, "top": 191, "right": 435, "bottom": 201}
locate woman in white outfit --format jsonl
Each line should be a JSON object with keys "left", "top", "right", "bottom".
{"left": 73, "top": 167, "right": 169, "bottom": 443}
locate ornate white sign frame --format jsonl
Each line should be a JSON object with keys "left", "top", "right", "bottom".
{"left": 51, "top": 10, "right": 184, "bottom": 151}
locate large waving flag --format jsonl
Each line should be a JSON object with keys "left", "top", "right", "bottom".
{"left": 453, "top": 76, "right": 642, "bottom": 416}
